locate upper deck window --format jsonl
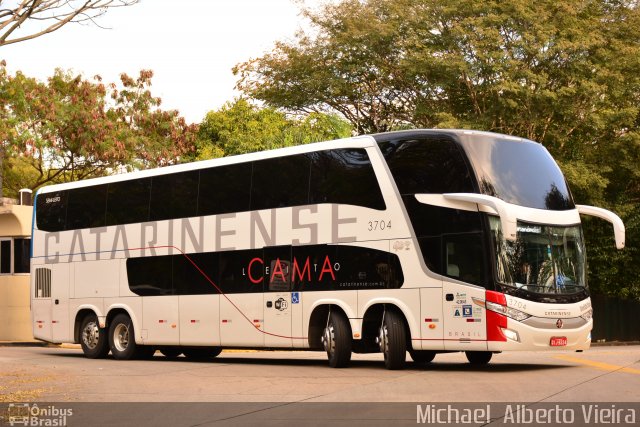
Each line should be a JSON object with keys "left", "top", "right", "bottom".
{"left": 308, "top": 149, "right": 386, "bottom": 210}
{"left": 379, "top": 135, "right": 475, "bottom": 195}
{"left": 36, "top": 148, "right": 386, "bottom": 232}
{"left": 458, "top": 135, "right": 574, "bottom": 210}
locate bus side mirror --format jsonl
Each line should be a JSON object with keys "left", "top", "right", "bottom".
{"left": 415, "top": 193, "right": 518, "bottom": 242}
{"left": 443, "top": 193, "right": 518, "bottom": 242}
{"left": 576, "top": 205, "right": 625, "bottom": 249}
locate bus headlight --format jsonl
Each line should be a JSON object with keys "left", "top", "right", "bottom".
{"left": 485, "top": 300, "right": 531, "bottom": 322}
{"left": 501, "top": 328, "right": 520, "bottom": 342}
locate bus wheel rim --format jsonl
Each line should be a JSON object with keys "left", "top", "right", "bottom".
{"left": 379, "top": 325, "right": 388, "bottom": 355}
{"left": 323, "top": 325, "right": 335, "bottom": 355}
{"left": 82, "top": 321, "right": 99, "bottom": 350}
{"left": 114, "top": 324, "right": 129, "bottom": 352}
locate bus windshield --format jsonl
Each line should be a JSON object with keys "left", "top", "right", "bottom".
{"left": 489, "top": 217, "right": 586, "bottom": 294}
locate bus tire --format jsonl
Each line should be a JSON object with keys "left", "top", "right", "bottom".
{"left": 409, "top": 350, "right": 435, "bottom": 364}
{"left": 323, "top": 311, "right": 352, "bottom": 368}
{"left": 183, "top": 347, "right": 222, "bottom": 360}
{"left": 160, "top": 347, "right": 183, "bottom": 359}
{"left": 380, "top": 309, "right": 406, "bottom": 370}
{"left": 108, "top": 313, "right": 139, "bottom": 360}
{"left": 80, "top": 313, "right": 110, "bottom": 359}
{"left": 136, "top": 345, "right": 156, "bottom": 360}
{"left": 465, "top": 351, "right": 492, "bottom": 365}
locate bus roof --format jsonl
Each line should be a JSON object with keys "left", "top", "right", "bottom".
{"left": 36, "top": 129, "right": 538, "bottom": 196}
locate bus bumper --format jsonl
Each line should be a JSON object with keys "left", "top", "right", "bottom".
{"left": 487, "top": 318, "right": 592, "bottom": 352}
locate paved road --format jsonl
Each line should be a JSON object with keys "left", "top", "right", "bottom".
{"left": 2, "top": 345, "right": 639, "bottom": 426}
{"left": 1, "top": 345, "right": 639, "bottom": 404}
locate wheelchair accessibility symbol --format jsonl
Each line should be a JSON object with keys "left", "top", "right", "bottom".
{"left": 291, "top": 292, "right": 300, "bottom": 304}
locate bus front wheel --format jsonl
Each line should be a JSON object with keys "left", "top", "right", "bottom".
{"left": 108, "top": 313, "right": 140, "bottom": 360}
{"left": 80, "top": 314, "right": 109, "bottom": 359}
{"left": 322, "top": 311, "right": 352, "bottom": 368}
{"left": 465, "top": 351, "right": 492, "bottom": 365}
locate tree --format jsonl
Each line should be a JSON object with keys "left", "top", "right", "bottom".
{"left": 0, "top": 0, "right": 139, "bottom": 47}
{"left": 235, "top": 0, "right": 640, "bottom": 299}
{"left": 234, "top": 0, "right": 417, "bottom": 134}
{"left": 110, "top": 70, "right": 198, "bottom": 168}
{"left": 196, "top": 98, "right": 352, "bottom": 159}
{"left": 236, "top": 0, "right": 640, "bottom": 137}
{"left": 0, "top": 64, "right": 197, "bottom": 197}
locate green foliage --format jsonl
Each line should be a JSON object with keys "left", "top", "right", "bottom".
{"left": 235, "top": 0, "right": 640, "bottom": 299}
{"left": 196, "top": 98, "right": 352, "bottom": 159}
{"left": 0, "top": 65, "right": 198, "bottom": 197}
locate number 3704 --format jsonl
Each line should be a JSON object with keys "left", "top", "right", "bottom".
{"left": 368, "top": 220, "right": 391, "bottom": 231}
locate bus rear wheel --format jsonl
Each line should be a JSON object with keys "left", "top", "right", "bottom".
{"left": 465, "top": 351, "right": 492, "bottom": 365}
{"left": 322, "top": 311, "right": 352, "bottom": 368}
{"left": 108, "top": 313, "right": 140, "bottom": 360}
{"left": 80, "top": 314, "right": 109, "bottom": 359}
{"left": 379, "top": 309, "right": 406, "bottom": 370}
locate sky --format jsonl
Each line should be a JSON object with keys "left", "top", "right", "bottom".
{"left": 0, "top": 0, "right": 325, "bottom": 124}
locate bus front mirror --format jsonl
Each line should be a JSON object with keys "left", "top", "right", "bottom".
{"left": 415, "top": 193, "right": 518, "bottom": 242}
{"left": 576, "top": 205, "right": 625, "bottom": 249}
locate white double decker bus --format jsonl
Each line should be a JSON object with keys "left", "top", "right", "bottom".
{"left": 30, "top": 130, "right": 625, "bottom": 369}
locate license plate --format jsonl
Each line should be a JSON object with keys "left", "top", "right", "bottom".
{"left": 550, "top": 336, "right": 567, "bottom": 347}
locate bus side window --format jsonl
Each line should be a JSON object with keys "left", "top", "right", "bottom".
{"left": 36, "top": 190, "right": 68, "bottom": 232}
{"left": 172, "top": 252, "right": 218, "bottom": 295}
{"left": 150, "top": 170, "right": 199, "bottom": 221}
{"left": 127, "top": 255, "right": 173, "bottom": 296}
{"left": 308, "top": 149, "right": 386, "bottom": 210}
{"left": 198, "top": 163, "right": 252, "bottom": 216}
{"left": 405, "top": 198, "right": 488, "bottom": 287}
{"left": 264, "top": 246, "right": 292, "bottom": 292}
{"left": 65, "top": 185, "right": 108, "bottom": 230}
{"left": 444, "top": 235, "right": 486, "bottom": 285}
{"left": 106, "top": 178, "right": 152, "bottom": 226}
{"left": 218, "top": 248, "right": 264, "bottom": 294}
{"left": 251, "top": 155, "right": 310, "bottom": 211}
{"left": 382, "top": 137, "right": 474, "bottom": 195}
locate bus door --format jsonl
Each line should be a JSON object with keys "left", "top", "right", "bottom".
{"left": 32, "top": 266, "right": 53, "bottom": 342}
{"left": 51, "top": 263, "right": 71, "bottom": 343}
{"left": 262, "top": 246, "right": 293, "bottom": 348}
{"left": 441, "top": 239, "right": 488, "bottom": 351}
{"left": 218, "top": 248, "right": 265, "bottom": 347}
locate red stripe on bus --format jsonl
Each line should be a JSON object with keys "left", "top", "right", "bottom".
{"left": 486, "top": 290, "right": 507, "bottom": 342}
